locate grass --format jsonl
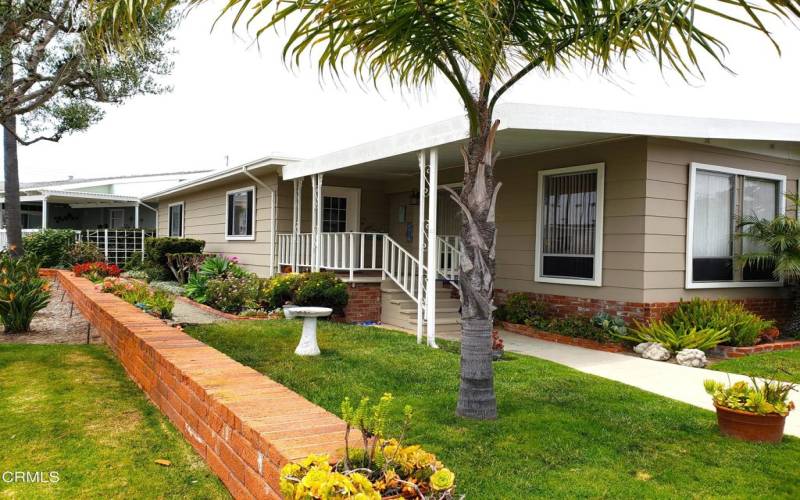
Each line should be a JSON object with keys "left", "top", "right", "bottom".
{"left": 185, "top": 320, "right": 800, "bottom": 499}
{"left": 0, "top": 344, "right": 229, "bottom": 499}
{"left": 711, "top": 348, "right": 800, "bottom": 384}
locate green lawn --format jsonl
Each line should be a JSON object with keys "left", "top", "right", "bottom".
{"left": 186, "top": 320, "right": 800, "bottom": 499}
{"left": 711, "top": 348, "right": 800, "bottom": 384}
{"left": 0, "top": 344, "right": 228, "bottom": 499}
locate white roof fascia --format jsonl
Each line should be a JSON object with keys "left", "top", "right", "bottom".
{"left": 281, "top": 103, "right": 800, "bottom": 180}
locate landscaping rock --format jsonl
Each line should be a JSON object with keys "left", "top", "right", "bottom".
{"left": 641, "top": 343, "right": 671, "bottom": 361}
{"left": 634, "top": 342, "right": 656, "bottom": 354}
{"left": 676, "top": 348, "right": 707, "bottom": 368}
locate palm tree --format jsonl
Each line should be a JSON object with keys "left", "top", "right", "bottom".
{"left": 92, "top": 0, "right": 800, "bottom": 419}
{"left": 739, "top": 194, "right": 800, "bottom": 334}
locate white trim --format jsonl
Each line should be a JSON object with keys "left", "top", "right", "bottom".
{"left": 321, "top": 186, "right": 361, "bottom": 232}
{"left": 225, "top": 186, "right": 256, "bottom": 241}
{"left": 685, "top": 162, "right": 786, "bottom": 289}
{"left": 534, "top": 162, "right": 605, "bottom": 287}
{"left": 168, "top": 202, "right": 185, "bottom": 238}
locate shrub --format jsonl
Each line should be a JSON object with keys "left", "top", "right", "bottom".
{"left": 146, "top": 290, "right": 175, "bottom": 319}
{"left": 22, "top": 229, "right": 76, "bottom": 267}
{"left": 538, "top": 316, "right": 616, "bottom": 343}
{"left": 165, "top": 252, "right": 205, "bottom": 284}
{"left": 293, "top": 272, "right": 349, "bottom": 313}
{"left": 64, "top": 242, "right": 104, "bottom": 266}
{"left": 669, "top": 299, "right": 773, "bottom": 347}
{"left": 704, "top": 378, "right": 796, "bottom": 416}
{"left": 494, "top": 292, "right": 548, "bottom": 324}
{"left": 144, "top": 237, "right": 204, "bottom": 276}
{"left": 123, "top": 251, "right": 144, "bottom": 271}
{"left": 73, "top": 262, "right": 122, "bottom": 283}
{"left": 618, "top": 319, "right": 730, "bottom": 352}
{"left": 260, "top": 273, "right": 307, "bottom": 310}
{"left": 205, "top": 274, "right": 260, "bottom": 313}
{"left": 0, "top": 255, "right": 50, "bottom": 333}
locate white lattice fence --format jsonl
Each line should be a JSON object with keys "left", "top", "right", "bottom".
{"left": 82, "top": 229, "right": 154, "bottom": 266}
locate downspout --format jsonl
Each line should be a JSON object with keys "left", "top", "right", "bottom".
{"left": 242, "top": 166, "right": 277, "bottom": 277}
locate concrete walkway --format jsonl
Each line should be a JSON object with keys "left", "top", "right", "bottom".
{"left": 170, "top": 299, "right": 229, "bottom": 325}
{"left": 437, "top": 328, "right": 800, "bottom": 438}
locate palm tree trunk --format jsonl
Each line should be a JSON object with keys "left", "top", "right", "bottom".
{"left": 452, "top": 116, "right": 501, "bottom": 420}
{"left": 1, "top": 42, "right": 23, "bottom": 258}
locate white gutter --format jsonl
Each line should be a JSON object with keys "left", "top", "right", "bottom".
{"left": 242, "top": 166, "right": 278, "bottom": 278}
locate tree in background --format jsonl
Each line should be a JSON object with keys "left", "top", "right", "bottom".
{"left": 0, "top": 0, "right": 175, "bottom": 256}
{"left": 95, "top": 0, "right": 799, "bottom": 419}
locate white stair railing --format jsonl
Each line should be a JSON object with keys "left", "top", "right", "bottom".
{"left": 437, "top": 235, "right": 462, "bottom": 282}
{"left": 383, "top": 236, "right": 424, "bottom": 305}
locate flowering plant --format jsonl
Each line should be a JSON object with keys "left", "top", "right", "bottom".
{"left": 98, "top": 277, "right": 174, "bottom": 319}
{"left": 280, "top": 394, "right": 458, "bottom": 499}
{"left": 491, "top": 330, "right": 504, "bottom": 351}
{"left": 73, "top": 262, "right": 121, "bottom": 282}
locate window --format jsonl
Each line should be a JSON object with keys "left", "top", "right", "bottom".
{"left": 535, "top": 163, "right": 605, "bottom": 286}
{"left": 226, "top": 187, "right": 255, "bottom": 240}
{"left": 168, "top": 203, "right": 183, "bottom": 237}
{"left": 686, "top": 163, "right": 785, "bottom": 288}
{"left": 109, "top": 209, "right": 125, "bottom": 229}
{"left": 323, "top": 196, "right": 347, "bottom": 232}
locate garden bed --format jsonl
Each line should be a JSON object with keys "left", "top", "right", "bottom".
{"left": 500, "top": 321, "right": 626, "bottom": 353}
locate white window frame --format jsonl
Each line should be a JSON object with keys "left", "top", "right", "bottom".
{"left": 225, "top": 186, "right": 256, "bottom": 241}
{"left": 168, "top": 202, "right": 184, "bottom": 238}
{"left": 685, "top": 162, "right": 786, "bottom": 289}
{"left": 534, "top": 162, "right": 605, "bottom": 287}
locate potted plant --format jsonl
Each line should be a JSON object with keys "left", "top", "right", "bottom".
{"left": 704, "top": 378, "right": 796, "bottom": 443}
{"left": 491, "top": 330, "right": 504, "bottom": 361}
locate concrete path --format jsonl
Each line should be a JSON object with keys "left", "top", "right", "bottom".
{"left": 170, "top": 299, "right": 229, "bottom": 325}
{"left": 437, "top": 328, "right": 800, "bottom": 438}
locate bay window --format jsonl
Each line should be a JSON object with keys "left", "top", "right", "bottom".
{"left": 686, "top": 163, "right": 785, "bottom": 288}
{"left": 535, "top": 163, "right": 605, "bottom": 286}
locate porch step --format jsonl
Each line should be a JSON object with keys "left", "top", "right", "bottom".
{"left": 380, "top": 279, "right": 461, "bottom": 334}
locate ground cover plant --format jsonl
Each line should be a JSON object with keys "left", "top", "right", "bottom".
{"left": 0, "top": 344, "right": 228, "bottom": 498}
{"left": 187, "top": 320, "right": 800, "bottom": 498}
{"left": 712, "top": 350, "right": 800, "bottom": 384}
{"left": 100, "top": 278, "right": 174, "bottom": 319}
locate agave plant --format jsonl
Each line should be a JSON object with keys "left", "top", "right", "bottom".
{"left": 739, "top": 194, "right": 800, "bottom": 334}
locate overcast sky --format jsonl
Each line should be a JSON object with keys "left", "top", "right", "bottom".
{"left": 12, "top": 3, "right": 800, "bottom": 182}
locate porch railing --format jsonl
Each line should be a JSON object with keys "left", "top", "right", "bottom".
{"left": 383, "top": 235, "right": 423, "bottom": 303}
{"left": 437, "top": 235, "right": 461, "bottom": 283}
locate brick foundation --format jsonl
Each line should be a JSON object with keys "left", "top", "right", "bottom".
{"left": 495, "top": 289, "right": 792, "bottom": 325}
{"left": 55, "top": 270, "right": 354, "bottom": 500}
{"left": 343, "top": 282, "right": 382, "bottom": 323}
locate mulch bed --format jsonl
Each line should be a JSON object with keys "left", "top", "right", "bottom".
{"left": 0, "top": 278, "right": 102, "bottom": 345}
{"left": 500, "top": 321, "right": 626, "bottom": 353}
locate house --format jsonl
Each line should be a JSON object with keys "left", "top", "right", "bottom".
{"left": 142, "top": 104, "right": 800, "bottom": 341}
{"left": 0, "top": 170, "right": 211, "bottom": 231}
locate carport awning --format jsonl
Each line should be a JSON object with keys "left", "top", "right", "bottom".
{"left": 0, "top": 189, "right": 141, "bottom": 207}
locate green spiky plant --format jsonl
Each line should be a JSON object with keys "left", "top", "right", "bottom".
{"left": 739, "top": 194, "right": 800, "bottom": 335}
{"left": 0, "top": 255, "right": 51, "bottom": 333}
{"left": 91, "top": 0, "right": 800, "bottom": 419}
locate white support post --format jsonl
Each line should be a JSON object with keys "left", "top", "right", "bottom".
{"left": 134, "top": 204, "right": 140, "bottom": 229}
{"left": 291, "top": 178, "right": 303, "bottom": 272}
{"left": 41, "top": 196, "right": 48, "bottom": 229}
{"left": 316, "top": 174, "right": 323, "bottom": 271}
{"left": 309, "top": 174, "right": 324, "bottom": 272}
{"left": 141, "top": 229, "right": 145, "bottom": 263}
{"left": 425, "top": 148, "right": 439, "bottom": 349}
{"left": 416, "top": 151, "right": 427, "bottom": 344}
{"left": 103, "top": 229, "right": 109, "bottom": 260}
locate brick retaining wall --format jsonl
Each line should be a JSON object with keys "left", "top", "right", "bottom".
{"left": 710, "top": 340, "right": 800, "bottom": 359}
{"left": 55, "top": 270, "right": 350, "bottom": 499}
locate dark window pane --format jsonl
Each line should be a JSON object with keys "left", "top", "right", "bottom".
{"left": 693, "top": 258, "right": 733, "bottom": 282}
{"left": 542, "top": 256, "right": 594, "bottom": 279}
{"left": 743, "top": 261, "right": 777, "bottom": 281}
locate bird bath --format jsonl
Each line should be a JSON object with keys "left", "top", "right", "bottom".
{"left": 284, "top": 306, "right": 332, "bottom": 356}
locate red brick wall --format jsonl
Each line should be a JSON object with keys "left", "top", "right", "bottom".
{"left": 56, "top": 270, "right": 354, "bottom": 500}
{"left": 343, "top": 282, "right": 381, "bottom": 323}
{"left": 495, "top": 289, "right": 792, "bottom": 325}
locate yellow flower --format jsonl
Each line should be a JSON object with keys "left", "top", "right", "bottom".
{"left": 300, "top": 468, "right": 330, "bottom": 498}
{"left": 430, "top": 468, "right": 455, "bottom": 491}
{"left": 299, "top": 453, "right": 331, "bottom": 471}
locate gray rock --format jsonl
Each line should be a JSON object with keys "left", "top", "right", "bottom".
{"left": 676, "top": 348, "right": 707, "bottom": 368}
{"left": 641, "top": 343, "right": 671, "bottom": 361}
{"left": 634, "top": 342, "right": 656, "bottom": 354}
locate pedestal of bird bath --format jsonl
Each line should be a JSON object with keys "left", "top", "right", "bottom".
{"left": 284, "top": 306, "right": 332, "bottom": 356}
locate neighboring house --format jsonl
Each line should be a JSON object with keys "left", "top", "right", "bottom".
{"left": 0, "top": 171, "right": 212, "bottom": 230}
{"left": 143, "top": 104, "right": 800, "bottom": 338}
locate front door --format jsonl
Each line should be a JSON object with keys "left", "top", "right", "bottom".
{"left": 321, "top": 186, "right": 360, "bottom": 232}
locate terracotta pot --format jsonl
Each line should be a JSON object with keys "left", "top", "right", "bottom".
{"left": 713, "top": 403, "right": 787, "bottom": 443}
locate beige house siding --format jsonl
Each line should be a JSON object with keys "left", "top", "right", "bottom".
{"left": 156, "top": 172, "right": 279, "bottom": 277}
{"left": 493, "top": 137, "right": 649, "bottom": 302}
{"left": 643, "top": 138, "right": 800, "bottom": 303}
